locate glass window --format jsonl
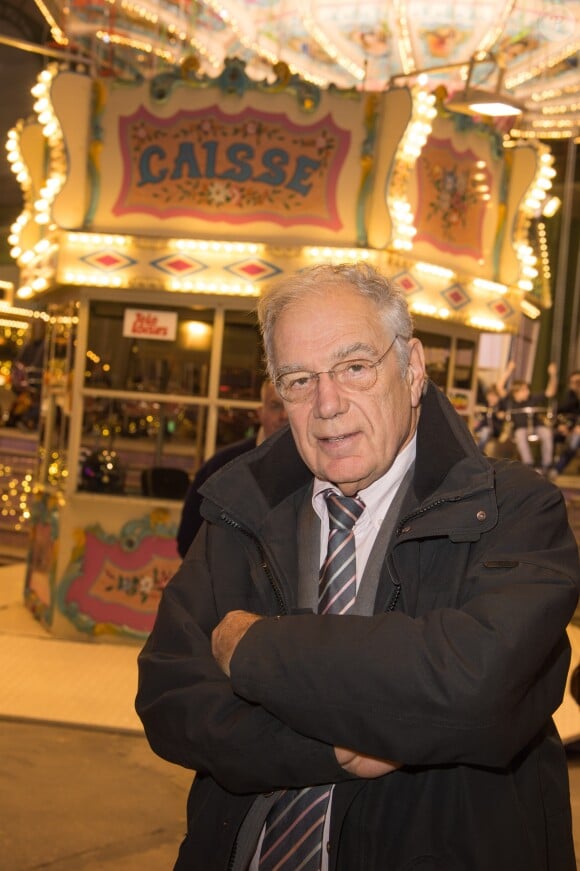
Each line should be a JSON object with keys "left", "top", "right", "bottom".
{"left": 415, "top": 330, "right": 450, "bottom": 390}
{"left": 220, "top": 309, "right": 263, "bottom": 401}
{"left": 85, "top": 301, "right": 214, "bottom": 396}
{"left": 78, "top": 398, "right": 202, "bottom": 498}
{"left": 454, "top": 338, "right": 476, "bottom": 390}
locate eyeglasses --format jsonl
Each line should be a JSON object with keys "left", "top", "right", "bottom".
{"left": 275, "top": 335, "right": 400, "bottom": 404}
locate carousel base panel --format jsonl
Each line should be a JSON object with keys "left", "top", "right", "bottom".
{"left": 0, "top": 563, "right": 142, "bottom": 733}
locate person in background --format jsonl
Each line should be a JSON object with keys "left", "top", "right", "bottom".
{"left": 176, "top": 380, "right": 287, "bottom": 557}
{"left": 498, "top": 361, "right": 558, "bottom": 475}
{"left": 553, "top": 369, "right": 580, "bottom": 476}
{"left": 473, "top": 384, "right": 502, "bottom": 452}
{"left": 137, "top": 263, "right": 579, "bottom": 871}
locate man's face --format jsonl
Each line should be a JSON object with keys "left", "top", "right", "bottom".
{"left": 272, "top": 284, "right": 426, "bottom": 495}
{"left": 257, "top": 382, "right": 288, "bottom": 439}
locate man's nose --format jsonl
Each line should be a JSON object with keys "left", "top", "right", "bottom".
{"left": 313, "top": 371, "right": 345, "bottom": 417}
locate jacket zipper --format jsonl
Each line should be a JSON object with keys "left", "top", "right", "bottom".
{"left": 396, "top": 496, "right": 452, "bottom": 534}
{"left": 386, "top": 492, "right": 469, "bottom": 613}
{"left": 220, "top": 512, "right": 288, "bottom": 615}
{"left": 227, "top": 839, "right": 237, "bottom": 871}
{"left": 384, "top": 551, "right": 402, "bottom": 613}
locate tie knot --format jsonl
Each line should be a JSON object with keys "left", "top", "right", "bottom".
{"left": 325, "top": 492, "right": 365, "bottom": 531}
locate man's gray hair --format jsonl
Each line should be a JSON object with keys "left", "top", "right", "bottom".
{"left": 257, "top": 262, "right": 414, "bottom": 379}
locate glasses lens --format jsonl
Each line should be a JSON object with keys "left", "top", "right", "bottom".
{"left": 336, "top": 360, "right": 376, "bottom": 389}
{"left": 277, "top": 373, "right": 314, "bottom": 402}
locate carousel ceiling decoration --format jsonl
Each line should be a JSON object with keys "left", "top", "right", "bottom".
{"left": 33, "top": 0, "right": 579, "bottom": 139}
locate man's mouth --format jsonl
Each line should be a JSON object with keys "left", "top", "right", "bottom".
{"left": 318, "top": 432, "right": 357, "bottom": 443}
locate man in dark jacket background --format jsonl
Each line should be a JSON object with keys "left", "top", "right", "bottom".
{"left": 137, "top": 262, "right": 580, "bottom": 871}
{"left": 176, "top": 379, "right": 287, "bottom": 557}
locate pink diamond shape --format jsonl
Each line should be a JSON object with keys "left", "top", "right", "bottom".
{"left": 449, "top": 290, "right": 465, "bottom": 304}
{"left": 95, "top": 253, "right": 123, "bottom": 269}
{"left": 166, "top": 258, "right": 193, "bottom": 273}
{"left": 240, "top": 263, "right": 267, "bottom": 277}
{"left": 400, "top": 277, "right": 415, "bottom": 290}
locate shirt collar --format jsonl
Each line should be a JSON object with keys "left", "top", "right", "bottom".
{"left": 312, "top": 435, "right": 416, "bottom": 524}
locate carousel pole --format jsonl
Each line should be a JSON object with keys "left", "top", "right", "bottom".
{"left": 550, "top": 136, "right": 577, "bottom": 374}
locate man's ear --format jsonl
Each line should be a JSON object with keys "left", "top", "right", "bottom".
{"left": 407, "top": 339, "right": 426, "bottom": 408}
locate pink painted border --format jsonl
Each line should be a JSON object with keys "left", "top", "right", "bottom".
{"left": 64, "top": 530, "right": 180, "bottom": 633}
{"left": 113, "top": 105, "right": 351, "bottom": 230}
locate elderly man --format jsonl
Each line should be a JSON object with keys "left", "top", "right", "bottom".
{"left": 136, "top": 263, "right": 579, "bottom": 871}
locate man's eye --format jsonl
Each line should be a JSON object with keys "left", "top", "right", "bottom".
{"left": 344, "top": 361, "right": 370, "bottom": 377}
{"left": 288, "top": 374, "right": 312, "bottom": 390}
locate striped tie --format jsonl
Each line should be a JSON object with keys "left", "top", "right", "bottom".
{"left": 259, "top": 492, "right": 365, "bottom": 871}
{"left": 319, "top": 492, "right": 365, "bottom": 615}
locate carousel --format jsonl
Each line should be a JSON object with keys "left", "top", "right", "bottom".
{"left": 1, "top": 0, "right": 578, "bottom": 642}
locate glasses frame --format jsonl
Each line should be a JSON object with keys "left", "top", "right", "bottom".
{"left": 275, "top": 334, "right": 400, "bottom": 404}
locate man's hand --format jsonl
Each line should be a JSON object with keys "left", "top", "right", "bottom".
{"left": 334, "top": 746, "right": 401, "bottom": 779}
{"left": 211, "top": 610, "right": 263, "bottom": 676}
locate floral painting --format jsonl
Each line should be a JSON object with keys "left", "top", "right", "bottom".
{"left": 414, "top": 137, "right": 492, "bottom": 259}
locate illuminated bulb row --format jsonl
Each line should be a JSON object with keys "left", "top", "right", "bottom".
{"left": 33, "top": 0, "right": 67, "bottom": 45}
{"left": 67, "top": 232, "right": 128, "bottom": 248}
{"left": 0, "top": 318, "right": 32, "bottom": 330}
{"left": 167, "top": 279, "right": 258, "bottom": 296}
{"left": 388, "top": 86, "right": 436, "bottom": 253}
{"left": 537, "top": 221, "right": 552, "bottom": 283}
{"left": 511, "top": 128, "right": 576, "bottom": 140}
{"left": 530, "top": 83, "right": 579, "bottom": 103}
{"left": 522, "top": 149, "right": 556, "bottom": 215}
{"left": 11, "top": 233, "right": 59, "bottom": 297}
{"left": 95, "top": 29, "right": 174, "bottom": 63}
{"left": 305, "top": 247, "right": 371, "bottom": 262}
{"left": 389, "top": 199, "right": 417, "bottom": 251}
{"left": 0, "top": 302, "right": 46, "bottom": 320}
{"left": 5, "top": 128, "right": 31, "bottom": 190}
{"left": 393, "top": 0, "right": 415, "bottom": 75}
{"left": 8, "top": 212, "right": 30, "bottom": 259}
{"left": 520, "top": 300, "right": 541, "bottom": 319}
{"left": 61, "top": 269, "right": 259, "bottom": 297}
{"left": 173, "top": 238, "right": 261, "bottom": 255}
{"left": 415, "top": 262, "right": 455, "bottom": 279}
{"left": 399, "top": 88, "right": 437, "bottom": 163}
{"left": 472, "top": 278, "right": 507, "bottom": 295}
{"left": 63, "top": 271, "right": 124, "bottom": 287}
{"left": 121, "top": 0, "right": 159, "bottom": 24}
{"left": 113, "top": 0, "right": 220, "bottom": 71}
{"left": 468, "top": 316, "right": 506, "bottom": 331}
{"left": 541, "top": 101, "right": 580, "bottom": 116}
{"left": 505, "top": 41, "right": 580, "bottom": 88}
{"left": 531, "top": 118, "right": 577, "bottom": 130}
{"left": 411, "top": 302, "right": 450, "bottom": 319}
{"left": 513, "top": 148, "right": 554, "bottom": 291}
{"left": 6, "top": 127, "right": 34, "bottom": 260}
{"left": 29, "top": 67, "right": 67, "bottom": 229}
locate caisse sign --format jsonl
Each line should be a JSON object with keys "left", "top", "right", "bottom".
{"left": 113, "top": 105, "right": 350, "bottom": 229}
